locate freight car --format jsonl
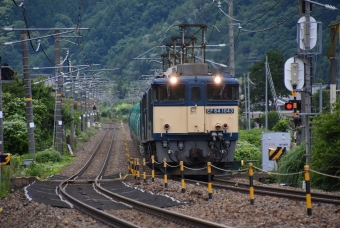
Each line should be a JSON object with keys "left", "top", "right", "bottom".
{"left": 129, "top": 24, "right": 239, "bottom": 175}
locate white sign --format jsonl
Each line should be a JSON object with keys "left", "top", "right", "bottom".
{"left": 298, "top": 16, "right": 317, "bottom": 50}
{"left": 284, "top": 57, "right": 304, "bottom": 91}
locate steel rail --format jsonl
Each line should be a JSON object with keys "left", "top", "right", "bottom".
{"left": 95, "top": 182, "right": 229, "bottom": 228}
{"left": 184, "top": 178, "right": 340, "bottom": 205}
{"left": 57, "top": 128, "right": 138, "bottom": 227}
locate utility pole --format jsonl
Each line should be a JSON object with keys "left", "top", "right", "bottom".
{"left": 0, "top": 59, "right": 3, "bottom": 185}
{"left": 68, "top": 58, "right": 75, "bottom": 143}
{"left": 228, "top": 0, "right": 235, "bottom": 77}
{"left": 299, "top": 0, "right": 312, "bottom": 164}
{"left": 329, "top": 25, "right": 338, "bottom": 112}
{"left": 247, "top": 72, "right": 251, "bottom": 130}
{"left": 54, "top": 30, "right": 63, "bottom": 154}
{"left": 20, "top": 30, "right": 36, "bottom": 157}
{"left": 243, "top": 73, "right": 248, "bottom": 130}
{"left": 265, "top": 56, "right": 268, "bottom": 132}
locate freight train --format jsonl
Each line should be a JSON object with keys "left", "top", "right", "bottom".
{"left": 129, "top": 24, "right": 239, "bottom": 175}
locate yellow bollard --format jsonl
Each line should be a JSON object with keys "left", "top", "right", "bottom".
{"left": 248, "top": 163, "right": 254, "bottom": 205}
{"left": 133, "top": 158, "right": 137, "bottom": 180}
{"left": 207, "top": 162, "right": 212, "bottom": 201}
{"left": 180, "top": 161, "right": 185, "bottom": 193}
{"left": 304, "top": 165, "right": 312, "bottom": 216}
{"left": 151, "top": 155, "right": 155, "bottom": 183}
{"left": 143, "top": 158, "right": 147, "bottom": 183}
{"left": 137, "top": 158, "right": 140, "bottom": 181}
{"left": 163, "top": 158, "right": 168, "bottom": 188}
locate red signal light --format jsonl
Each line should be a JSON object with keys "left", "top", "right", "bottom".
{"left": 285, "top": 102, "right": 293, "bottom": 110}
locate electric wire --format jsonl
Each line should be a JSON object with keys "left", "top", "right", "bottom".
{"left": 76, "top": 0, "right": 91, "bottom": 68}
{"left": 218, "top": 0, "right": 282, "bottom": 23}
{"left": 240, "top": 10, "right": 299, "bottom": 33}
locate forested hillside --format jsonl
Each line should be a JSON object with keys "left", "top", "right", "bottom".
{"left": 1, "top": 0, "right": 339, "bottom": 98}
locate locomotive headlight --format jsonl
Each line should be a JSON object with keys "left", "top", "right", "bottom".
{"left": 214, "top": 75, "right": 222, "bottom": 84}
{"left": 164, "top": 123, "right": 170, "bottom": 130}
{"left": 170, "top": 76, "right": 177, "bottom": 84}
{"left": 215, "top": 123, "right": 221, "bottom": 130}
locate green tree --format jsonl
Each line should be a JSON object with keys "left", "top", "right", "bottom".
{"left": 311, "top": 87, "right": 330, "bottom": 113}
{"left": 258, "top": 111, "right": 280, "bottom": 131}
{"left": 248, "top": 50, "right": 290, "bottom": 112}
{"left": 272, "top": 118, "right": 290, "bottom": 132}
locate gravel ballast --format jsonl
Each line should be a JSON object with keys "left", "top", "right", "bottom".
{"left": 0, "top": 122, "right": 339, "bottom": 228}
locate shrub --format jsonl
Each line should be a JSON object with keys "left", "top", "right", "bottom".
{"left": 235, "top": 140, "right": 262, "bottom": 165}
{"left": 36, "top": 149, "right": 62, "bottom": 163}
{"left": 276, "top": 143, "right": 305, "bottom": 185}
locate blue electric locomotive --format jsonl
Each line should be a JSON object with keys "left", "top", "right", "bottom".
{"left": 129, "top": 24, "right": 240, "bottom": 175}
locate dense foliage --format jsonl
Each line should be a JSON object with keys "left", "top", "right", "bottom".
{"left": 310, "top": 100, "right": 340, "bottom": 191}
{"left": 235, "top": 129, "right": 263, "bottom": 165}
{"left": 276, "top": 144, "right": 305, "bottom": 186}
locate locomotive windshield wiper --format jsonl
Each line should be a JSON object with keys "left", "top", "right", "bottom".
{"left": 219, "top": 84, "right": 225, "bottom": 96}
{"left": 167, "top": 84, "right": 170, "bottom": 98}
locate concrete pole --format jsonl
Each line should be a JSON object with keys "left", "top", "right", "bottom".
{"left": 330, "top": 27, "right": 337, "bottom": 112}
{"left": 68, "top": 58, "right": 75, "bottom": 143}
{"left": 0, "top": 60, "right": 3, "bottom": 184}
{"left": 54, "top": 30, "right": 63, "bottom": 154}
{"left": 304, "top": 2, "right": 311, "bottom": 165}
{"left": 265, "top": 56, "right": 268, "bottom": 132}
{"left": 247, "top": 72, "right": 251, "bottom": 130}
{"left": 20, "top": 30, "right": 36, "bottom": 157}
{"left": 299, "top": 0, "right": 312, "bottom": 164}
{"left": 228, "top": 0, "right": 235, "bottom": 77}
{"left": 243, "top": 73, "right": 247, "bottom": 130}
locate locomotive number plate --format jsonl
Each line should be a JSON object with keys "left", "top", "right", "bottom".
{"left": 206, "top": 108, "right": 234, "bottom": 114}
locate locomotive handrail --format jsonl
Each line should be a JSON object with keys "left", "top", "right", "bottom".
{"left": 166, "top": 163, "right": 181, "bottom": 168}
{"left": 184, "top": 166, "right": 206, "bottom": 171}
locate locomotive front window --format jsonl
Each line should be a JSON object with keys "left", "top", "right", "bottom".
{"left": 153, "top": 84, "right": 186, "bottom": 102}
{"left": 191, "top": 87, "right": 201, "bottom": 101}
{"left": 206, "top": 84, "right": 239, "bottom": 101}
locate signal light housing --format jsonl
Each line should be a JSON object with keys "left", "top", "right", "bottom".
{"left": 284, "top": 100, "right": 301, "bottom": 111}
{"left": 285, "top": 102, "right": 294, "bottom": 110}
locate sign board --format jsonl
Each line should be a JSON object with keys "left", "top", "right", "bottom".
{"left": 0, "top": 153, "right": 11, "bottom": 166}
{"left": 269, "top": 147, "right": 286, "bottom": 161}
{"left": 262, "top": 132, "right": 290, "bottom": 171}
{"left": 284, "top": 57, "right": 304, "bottom": 91}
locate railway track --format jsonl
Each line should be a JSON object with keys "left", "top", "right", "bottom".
{"left": 56, "top": 125, "right": 229, "bottom": 227}
{"left": 182, "top": 178, "right": 340, "bottom": 205}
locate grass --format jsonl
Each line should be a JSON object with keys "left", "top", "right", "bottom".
{"left": 0, "top": 127, "right": 99, "bottom": 198}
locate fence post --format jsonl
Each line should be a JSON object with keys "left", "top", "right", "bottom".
{"left": 207, "top": 162, "right": 212, "bottom": 202}
{"left": 163, "top": 158, "right": 168, "bottom": 188}
{"left": 133, "top": 158, "right": 136, "bottom": 181}
{"left": 151, "top": 155, "right": 155, "bottom": 183}
{"left": 180, "top": 161, "right": 185, "bottom": 193}
{"left": 304, "top": 165, "right": 312, "bottom": 216}
{"left": 137, "top": 158, "right": 140, "bottom": 181}
{"left": 143, "top": 158, "right": 147, "bottom": 183}
{"left": 248, "top": 162, "right": 254, "bottom": 205}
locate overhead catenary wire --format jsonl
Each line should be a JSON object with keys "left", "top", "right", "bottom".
{"left": 240, "top": 10, "right": 299, "bottom": 33}
{"left": 217, "top": 0, "right": 283, "bottom": 23}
